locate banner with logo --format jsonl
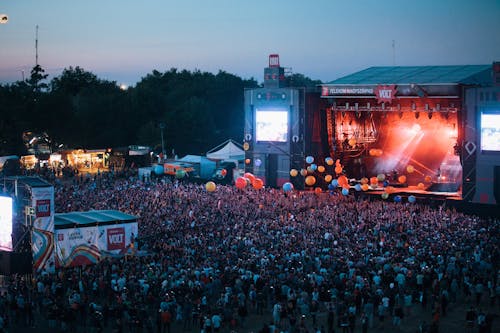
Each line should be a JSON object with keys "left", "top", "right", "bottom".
{"left": 55, "top": 222, "right": 138, "bottom": 268}
{"left": 31, "top": 186, "right": 55, "bottom": 272}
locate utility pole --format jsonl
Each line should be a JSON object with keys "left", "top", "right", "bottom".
{"left": 392, "top": 40, "right": 396, "bottom": 66}
{"left": 159, "top": 122, "right": 166, "bottom": 161}
{"left": 35, "top": 25, "right": 39, "bottom": 66}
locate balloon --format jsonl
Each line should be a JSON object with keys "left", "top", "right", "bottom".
{"left": 385, "top": 186, "right": 395, "bottom": 194}
{"left": 282, "top": 182, "right": 294, "bottom": 192}
{"left": 325, "top": 157, "right": 334, "bottom": 166}
{"left": 354, "top": 184, "right": 362, "bottom": 191}
{"left": 175, "top": 169, "right": 186, "bottom": 179}
{"left": 307, "top": 166, "right": 314, "bottom": 173}
{"left": 330, "top": 179, "right": 339, "bottom": 187}
{"left": 417, "top": 182, "right": 425, "bottom": 190}
{"left": 341, "top": 188, "right": 349, "bottom": 196}
{"left": 317, "top": 165, "right": 325, "bottom": 173}
{"left": 369, "top": 149, "right": 377, "bottom": 156}
{"left": 245, "top": 158, "right": 251, "bottom": 164}
{"left": 235, "top": 177, "right": 247, "bottom": 189}
{"left": 348, "top": 138, "right": 356, "bottom": 147}
{"left": 336, "top": 159, "right": 341, "bottom": 166}
{"left": 383, "top": 180, "right": 389, "bottom": 187}
{"left": 310, "top": 164, "right": 318, "bottom": 171}
{"left": 361, "top": 184, "right": 370, "bottom": 191}
{"left": 334, "top": 166, "right": 342, "bottom": 174}
{"left": 154, "top": 165, "right": 164, "bottom": 175}
{"left": 370, "top": 177, "right": 378, "bottom": 185}
{"left": 424, "top": 175, "right": 432, "bottom": 183}
{"left": 221, "top": 169, "right": 227, "bottom": 177}
{"left": 324, "top": 174, "right": 332, "bottom": 183}
{"left": 328, "top": 183, "right": 336, "bottom": 191}
{"left": 377, "top": 173, "right": 386, "bottom": 181}
{"left": 408, "top": 195, "right": 416, "bottom": 203}
{"left": 244, "top": 172, "right": 255, "bottom": 184}
{"left": 243, "top": 142, "right": 250, "bottom": 151}
{"left": 314, "top": 187, "right": 322, "bottom": 194}
{"left": 338, "top": 175, "right": 349, "bottom": 187}
{"left": 394, "top": 195, "right": 402, "bottom": 203}
{"left": 205, "top": 181, "right": 216, "bottom": 192}
{"left": 254, "top": 159, "right": 262, "bottom": 167}
{"left": 381, "top": 192, "right": 389, "bottom": 200}
{"left": 360, "top": 177, "right": 369, "bottom": 185}
{"left": 306, "top": 156, "right": 314, "bottom": 164}
{"left": 305, "top": 175, "right": 316, "bottom": 186}
{"left": 375, "top": 149, "right": 383, "bottom": 157}
{"left": 252, "top": 178, "right": 264, "bottom": 190}
{"left": 406, "top": 165, "right": 415, "bottom": 173}
{"left": 290, "top": 169, "right": 298, "bottom": 177}
{"left": 300, "top": 169, "right": 308, "bottom": 177}
{"left": 398, "top": 175, "right": 407, "bottom": 184}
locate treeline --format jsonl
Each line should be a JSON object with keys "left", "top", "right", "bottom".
{"left": 0, "top": 65, "right": 320, "bottom": 156}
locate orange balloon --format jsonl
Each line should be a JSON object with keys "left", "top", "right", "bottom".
{"left": 370, "top": 176, "right": 378, "bottom": 185}
{"left": 305, "top": 175, "right": 316, "bottom": 186}
{"left": 244, "top": 172, "right": 255, "bottom": 184}
{"left": 398, "top": 175, "right": 407, "bottom": 184}
{"left": 334, "top": 166, "right": 342, "bottom": 174}
{"left": 205, "top": 181, "right": 216, "bottom": 192}
{"left": 417, "top": 182, "right": 425, "bottom": 190}
{"left": 424, "top": 175, "right": 432, "bottom": 183}
{"left": 324, "top": 174, "right": 333, "bottom": 183}
{"left": 314, "top": 187, "right": 322, "bottom": 194}
{"left": 375, "top": 149, "right": 383, "bottom": 157}
{"left": 369, "top": 149, "right": 377, "bottom": 156}
{"left": 348, "top": 138, "right": 357, "bottom": 147}
{"left": 317, "top": 165, "right": 325, "bottom": 173}
{"left": 252, "top": 178, "right": 264, "bottom": 190}
{"left": 361, "top": 184, "right": 370, "bottom": 191}
{"left": 406, "top": 165, "right": 415, "bottom": 173}
{"left": 342, "top": 184, "right": 350, "bottom": 190}
{"left": 235, "top": 177, "right": 247, "bottom": 189}
{"left": 326, "top": 158, "right": 334, "bottom": 166}
{"left": 385, "top": 186, "right": 395, "bottom": 194}
{"left": 360, "top": 177, "right": 369, "bottom": 185}
{"left": 245, "top": 158, "right": 251, "bottom": 164}
{"left": 290, "top": 169, "right": 298, "bottom": 177}
{"left": 338, "top": 175, "right": 348, "bottom": 187}
{"left": 300, "top": 169, "right": 308, "bottom": 177}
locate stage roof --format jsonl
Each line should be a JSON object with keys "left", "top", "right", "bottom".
{"left": 55, "top": 210, "right": 137, "bottom": 229}
{"left": 2, "top": 176, "right": 52, "bottom": 188}
{"left": 326, "top": 65, "right": 491, "bottom": 85}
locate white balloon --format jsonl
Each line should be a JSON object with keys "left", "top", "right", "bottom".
{"left": 0, "top": 14, "right": 8, "bottom": 24}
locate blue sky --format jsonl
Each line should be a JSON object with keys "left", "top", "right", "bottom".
{"left": 1, "top": 0, "right": 499, "bottom": 86}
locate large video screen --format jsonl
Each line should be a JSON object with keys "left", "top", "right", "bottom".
{"left": 481, "top": 113, "right": 500, "bottom": 151}
{"left": 0, "top": 196, "right": 13, "bottom": 252}
{"left": 255, "top": 110, "right": 288, "bottom": 142}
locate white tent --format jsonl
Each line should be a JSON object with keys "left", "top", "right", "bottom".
{"left": 206, "top": 139, "right": 245, "bottom": 161}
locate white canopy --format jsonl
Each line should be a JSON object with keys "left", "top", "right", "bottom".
{"left": 206, "top": 139, "right": 244, "bottom": 161}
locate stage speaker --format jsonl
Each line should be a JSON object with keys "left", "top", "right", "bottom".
{"left": 11, "top": 252, "right": 32, "bottom": 274}
{"left": 494, "top": 166, "right": 500, "bottom": 204}
{"left": 0, "top": 251, "right": 11, "bottom": 275}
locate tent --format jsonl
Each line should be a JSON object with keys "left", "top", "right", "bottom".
{"left": 206, "top": 139, "right": 245, "bottom": 161}
{"left": 177, "top": 155, "right": 217, "bottom": 179}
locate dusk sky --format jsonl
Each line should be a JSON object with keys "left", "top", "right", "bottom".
{"left": 1, "top": 0, "right": 499, "bottom": 86}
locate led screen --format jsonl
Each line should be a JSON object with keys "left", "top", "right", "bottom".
{"left": 481, "top": 113, "right": 500, "bottom": 151}
{"left": 0, "top": 196, "right": 13, "bottom": 252}
{"left": 255, "top": 110, "right": 288, "bottom": 142}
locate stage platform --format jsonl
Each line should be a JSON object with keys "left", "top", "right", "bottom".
{"left": 356, "top": 182, "right": 462, "bottom": 202}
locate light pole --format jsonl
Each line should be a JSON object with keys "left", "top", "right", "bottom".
{"left": 159, "top": 122, "right": 166, "bottom": 161}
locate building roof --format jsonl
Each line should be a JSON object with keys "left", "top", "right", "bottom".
{"left": 3, "top": 176, "right": 52, "bottom": 188}
{"left": 326, "top": 65, "right": 491, "bottom": 85}
{"left": 55, "top": 210, "right": 137, "bottom": 229}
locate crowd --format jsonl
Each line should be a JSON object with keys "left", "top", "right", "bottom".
{"left": 0, "top": 172, "right": 499, "bottom": 333}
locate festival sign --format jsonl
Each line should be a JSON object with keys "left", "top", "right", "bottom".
{"left": 31, "top": 186, "right": 55, "bottom": 272}
{"left": 374, "top": 85, "right": 397, "bottom": 104}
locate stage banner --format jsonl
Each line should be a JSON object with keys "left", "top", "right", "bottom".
{"left": 30, "top": 186, "right": 55, "bottom": 272}
{"left": 55, "top": 226, "right": 99, "bottom": 268}
{"left": 55, "top": 222, "right": 138, "bottom": 268}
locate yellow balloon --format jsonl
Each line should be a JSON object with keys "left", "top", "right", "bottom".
{"left": 407, "top": 165, "right": 415, "bottom": 173}
{"left": 205, "top": 181, "right": 216, "bottom": 192}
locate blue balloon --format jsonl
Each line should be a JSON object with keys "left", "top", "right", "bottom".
{"left": 341, "top": 188, "right": 349, "bottom": 196}
{"left": 394, "top": 195, "right": 402, "bottom": 203}
{"left": 154, "top": 165, "right": 164, "bottom": 175}
{"left": 310, "top": 163, "right": 317, "bottom": 171}
{"left": 283, "top": 182, "right": 293, "bottom": 192}
{"left": 383, "top": 180, "right": 389, "bottom": 187}
{"left": 254, "top": 159, "right": 262, "bottom": 167}
{"left": 306, "top": 156, "right": 314, "bottom": 164}
{"left": 408, "top": 195, "right": 416, "bottom": 203}
{"left": 331, "top": 179, "right": 339, "bottom": 187}
{"left": 328, "top": 183, "right": 336, "bottom": 191}
{"left": 354, "top": 184, "right": 362, "bottom": 191}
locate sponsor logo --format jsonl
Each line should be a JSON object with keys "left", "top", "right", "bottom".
{"left": 36, "top": 199, "right": 51, "bottom": 217}
{"left": 107, "top": 227, "right": 125, "bottom": 250}
{"left": 374, "top": 85, "right": 397, "bottom": 104}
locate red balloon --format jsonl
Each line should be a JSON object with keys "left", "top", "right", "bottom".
{"left": 252, "top": 178, "right": 264, "bottom": 190}
{"left": 235, "top": 177, "right": 247, "bottom": 189}
{"left": 244, "top": 172, "right": 255, "bottom": 184}
{"left": 337, "top": 175, "right": 348, "bottom": 187}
